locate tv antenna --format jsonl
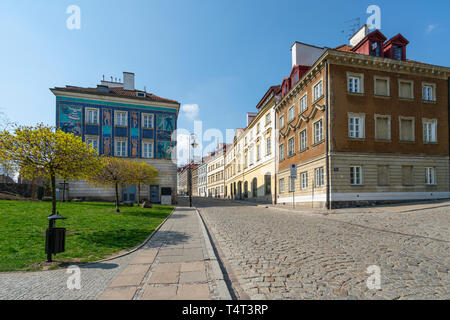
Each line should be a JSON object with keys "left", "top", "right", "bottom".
{"left": 341, "top": 17, "right": 361, "bottom": 38}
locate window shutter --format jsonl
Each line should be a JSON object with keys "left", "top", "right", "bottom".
{"left": 375, "top": 79, "right": 388, "bottom": 96}
{"left": 377, "top": 166, "right": 389, "bottom": 185}
{"left": 376, "top": 117, "right": 389, "bottom": 140}
{"left": 399, "top": 82, "right": 412, "bottom": 99}
{"left": 400, "top": 119, "right": 413, "bottom": 141}
{"left": 402, "top": 166, "right": 413, "bottom": 185}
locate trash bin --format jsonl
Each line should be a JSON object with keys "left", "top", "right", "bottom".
{"left": 45, "top": 213, "right": 67, "bottom": 262}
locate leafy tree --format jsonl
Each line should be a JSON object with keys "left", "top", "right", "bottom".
{"left": 89, "top": 157, "right": 130, "bottom": 213}
{"left": 126, "top": 161, "right": 159, "bottom": 204}
{"left": 0, "top": 124, "right": 101, "bottom": 214}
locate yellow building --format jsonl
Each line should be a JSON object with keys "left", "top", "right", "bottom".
{"left": 206, "top": 144, "right": 227, "bottom": 198}
{"left": 225, "top": 86, "right": 281, "bottom": 203}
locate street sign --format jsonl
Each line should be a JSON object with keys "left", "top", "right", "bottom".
{"left": 290, "top": 164, "right": 297, "bottom": 179}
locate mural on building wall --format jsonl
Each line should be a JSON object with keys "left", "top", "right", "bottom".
{"left": 157, "top": 141, "right": 175, "bottom": 159}
{"left": 131, "top": 138, "right": 139, "bottom": 157}
{"left": 131, "top": 112, "right": 139, "bottom": 128}
{"left": 157, "top": 114, "right": 175, "bottom": 131}
{"left": 103, "top": 137, "right": 112, "bottom": 156}
{"left": 59, "top": 104, "right": 82, "bottom": 135}
{"left": 157, "top": 130, "right": 172, "bottom": 141}
{"left": 103, "top": 109, "right": 112, "bottom": 126}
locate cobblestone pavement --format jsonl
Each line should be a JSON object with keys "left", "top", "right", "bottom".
{"left": 197, "top": 198, "right": 450, "bottom": 300}
{"left": 100, "top": 206, "right": 225, "bottom": 300}
{"left": 0, "top": 252, "right": 136, "bottom": 300}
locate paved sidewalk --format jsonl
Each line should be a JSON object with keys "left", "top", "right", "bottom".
{"left": 99, "top": 207, "right": 226, "bottom": 300}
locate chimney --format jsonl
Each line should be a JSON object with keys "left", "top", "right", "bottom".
{"left": 349, "top": 25, "right": 370, "bottom": 47}
{"left": 291, "top": 42, "right": 326, "bottom": 68}
{"left": 123, "top": 72, "right": 135, "bottom": 91}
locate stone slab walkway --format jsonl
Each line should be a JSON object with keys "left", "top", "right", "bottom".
{"left": 99, "top": 207, "right": 227, "bottom": 300}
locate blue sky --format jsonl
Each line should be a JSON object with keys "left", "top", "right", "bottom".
{"left": 0, "top": 0, "right": 448, "bottom": 164}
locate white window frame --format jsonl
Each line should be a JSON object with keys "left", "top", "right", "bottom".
{"left": 115, "top": 111, "right": 128, "bottom": 127}
{"left": 313, "top": 119, "right": 324, "bottom": 144}
{"left": 315, "top": 167, "right": 324, "bottom": 188}
{"left": 266, "top": 136, "right": 271, "bottom": 155}
{"left": 287, "top": 137, "right": 295, "bottom": 157}
{"left": 115, "top": 138, "right": 128, "bottom": 157}
{"left": 347, "top": 72, "right": 364, "bottom": 94}
{"left": 374, "top": 76, "right": 390, "bottom": 97}
{"left": 85, "top": 108, "right": 99, "bottom": 125}
{"left": 142, "top": 140, "right": 154, "bottom": 159}
{"left": 299, "top": 94, "right": 308, "bottom": 113}
{"left": 279, "top": 115, "right": 285, "bottom": 129}
{"left": 348, "top": 113, "right": 365, "bottom": 139}
{"left": 301, "top": 172, "right": 308, "bottom": 190}
{"left": 266, "top": 113, "right": 271, "bottom": 125}
{"left": 288, "top": 105, "right": 295, "bottom": 122}
{"left": 299, "top": 129, "right": 307, "bottom": 151}
{"left": 423, "top": 118, "right": 437, "bottom": 143}
{"left": 142, "top": 113, "right": 154, "bottom": 129}
{"left": 350, "top": 166, "right": 363, "bottom": 186}
{"left": 279, "top": 143, "right": 285, "bottom": 161}
{"left": 422, "top": 82, "right": 436, "bottom": 102}
{"left": 279, "top": 178, "right": 285, "bottom": 194}
{"left": 425, "top": 167, "right": 436, "bottom": 185}
{"left": 313, "top": 79, "right": 324, "bottom": 101}
{"left": 85, "top": 136, "right": 99, "bottom": 152}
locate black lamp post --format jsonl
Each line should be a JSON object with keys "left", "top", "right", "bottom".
{"left": 189, "top": 134, "right": 198, "bottom": 208}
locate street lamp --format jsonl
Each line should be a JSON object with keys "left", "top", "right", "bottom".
{"left": 189, "top": 134, "right": 198, "bottom": 208}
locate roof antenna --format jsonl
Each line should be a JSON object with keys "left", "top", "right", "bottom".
{"left": 342, "top": 17, "right": 361, "bottom": 38}
{"left": 144, "top": 86, "right": 147, "bottom": 93}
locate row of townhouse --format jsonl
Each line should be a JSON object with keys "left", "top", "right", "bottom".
{"left": 181, "top": 25, "right": 450, "bottom": 208}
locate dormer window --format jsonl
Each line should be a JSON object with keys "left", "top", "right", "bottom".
{"left": 370, "top": 42, "right": 381, "bottom": 57}
{"left": 136, "top": 92, "right": 146, "bottom": 98}
{"left": 393, "top": 45, "right": 403, "bottom": 60}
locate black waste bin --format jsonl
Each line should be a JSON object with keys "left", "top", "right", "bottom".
{"left": 45, "top": 213, "right": 67, "bottom": 262}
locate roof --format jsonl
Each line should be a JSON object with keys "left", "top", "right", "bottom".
{"left": 335, "top": 44, "right": 353, "bottom": 52}
{"left": 51, "top": 85, "right": 179, "bottom": 105}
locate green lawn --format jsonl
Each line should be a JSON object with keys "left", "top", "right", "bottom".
{"left": 0, "top": 200, "right": 173, "bottom": 272}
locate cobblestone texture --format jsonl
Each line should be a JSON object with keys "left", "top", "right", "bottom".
{"left": 197, "top": 199, "right": 450, "bottom": 300}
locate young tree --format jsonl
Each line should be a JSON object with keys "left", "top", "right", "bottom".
{"left": 0, "top": 124, "right": 101, "bottom": 214}
{"left": 89, "top": 157, "right": 130, "bottom": 213}
{"left": 126, "top": 161, "right": 159, "bottom": 204}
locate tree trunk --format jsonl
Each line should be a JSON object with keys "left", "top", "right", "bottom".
{"left": 137, "top": 183, "right": 141, "bottom": 204}
{"left": 51, "top": 172, "right": 57, "bottom": 215}
{"left": 115, "top": 182, "right": 120, "bottom": 213}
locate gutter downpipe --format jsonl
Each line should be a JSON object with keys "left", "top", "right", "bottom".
{"left": 325, "top": 59, "right": 331, "bottom": 210}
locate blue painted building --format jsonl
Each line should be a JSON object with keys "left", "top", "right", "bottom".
{"left": 51, "top": 72, "right": 180, "bottom": 203}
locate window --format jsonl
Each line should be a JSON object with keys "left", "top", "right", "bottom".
{"left": 398, "top": 80, "right": 414, "bottom": 99}
{"left": 315, "top": 168, "right": 324, "bottom": 187}
{"left": 402, "top": 166, "right": 414, "bottom": 186}
{"left": 86, "top": 108, "right": 99, "bottom": 124}
{"left": 301, "top": 172, "right": 308, "bottom": 190}
{"left": 377, "top": 165, "right": 390, "bottom": 186}
{"left": 348, "top": 114, "right": 365, "bottom": 139}
{"left": 350, "top": 166, "right": 363, "bottom": 185}
{"left": 314, "top": 119, "right": 323, "bottom": 144}
{"left": 279, "top": 115, "right": 285, "bottom": 129}
{"left": 143, "top": 141, "right": 154, "bottom": 158}
{"left": 347, "top": 73, "right": 364, "bottom": 93}
{"left": 142, "top": 114, "right": 154, "bottom": 129}
{"left": 399, "top": 117, "right": 415, "bottom": 142}
{"left": 279, "top": 178, "right": 285, "bottom": 194}
{"left": 115, "top": 111, "right": 128, "bottom": 126}
{"left": 256, "top": 144, "right": 261, "bottom": 161}
{"left": 374, "top": 77, "right": 390, "bottom": 96}
{"left": 266, "top": 114, "right": 271, "bottom": 125}
{"left": 422, "top": 83, "right": 436, "bottom": 102}
{"left": 257, "top": 123, "right": 260, "bottom": 134}
{"left": 288, "top": 106, "right": 295, "bottom": 122}
{"left": 265, "top": 175, "right": 271, "bottom": 195}
{"left": 375, "top": 115, "right": 391, "bottom": 141}
{"left": 266, "top": 137, "right": 271, "bottom": 155}
{"left": 288, "top": 137, "right": 295, "bottom": 157}
{"left": 279, "top": 144, "right": 285, "bottom": 161}
{"left": 300, "top": 94, "right": 307, "bottom": 113}
{"left": 370, "top": 42, "right": 381, "bottom": 57}
{"left": 314, "top": 81, "right": 323, "bottom": 101}
{"left": 423, "top": 119, "right": 437, "bottom": 143}
{"left": 299, "top": 129, "right": 307, "bottom": 151}
{"left": 425, "top": 167, "right": 436, "bottom": 185}
{"left": 115, "top": 139, "right": 127, "bottom": 157}
{"left": 393, "top": 45, "right": 403, "bottom": 60}
{"left": 86, "top": 137, "right": 99, "bottom": 152}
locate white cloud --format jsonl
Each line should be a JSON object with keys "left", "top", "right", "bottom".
{"left": 181, "top": 104, "right": 199, "bottom": 120}
{"left": 426, "top": 24, "right": 437, "bottom": 34}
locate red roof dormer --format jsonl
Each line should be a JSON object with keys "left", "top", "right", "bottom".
{"left": 383, "top": 34, "right": 409, "bottom": 61}
{"left": 281, "top": 77, "right": 290, "bottom": 98}
{"left": 351, "top": 29, "right": 387, "bottom": 58}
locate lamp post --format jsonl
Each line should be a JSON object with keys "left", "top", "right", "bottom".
{"left": 189, "top": 134, "right": 198, "bottom": 208}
